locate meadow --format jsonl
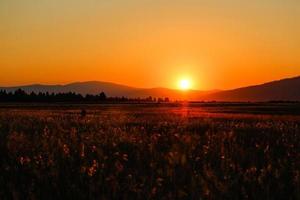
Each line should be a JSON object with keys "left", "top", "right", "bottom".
{"left": 0, "top": 103, "right": 300, "bottom": 199}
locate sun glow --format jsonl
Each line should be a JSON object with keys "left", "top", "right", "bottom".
{"left": 179, "top": 79, "right": 191, "bottom": 90}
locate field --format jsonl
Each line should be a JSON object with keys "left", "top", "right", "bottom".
{"left": 0, "top": 103, "right": 300, "bottom": 199}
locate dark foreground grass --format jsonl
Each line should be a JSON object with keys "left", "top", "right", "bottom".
{"left": 0, "top": 103, "right": 300, "bottom": 199}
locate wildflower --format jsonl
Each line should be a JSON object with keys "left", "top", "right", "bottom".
{"left": 115, "top": 161, "right": 124, "bottom": 173}
{"left": 63, "top": 144, "right": 70, "bottom": 156}
{"left": 80, "top": 143, "right": 85, "bottom": 158}
{"left": 91, "top": 145, "right": 97, "bottom": 153}
{"left": 156, "top": 177, "right": 164, "bottom": 186}
{"left": 122, "top": 154, "right": 128, "bottom": 161}
{"left": 19, "top": 156, "right": 31, "bottom": 165}
{"left": 87, "top": 160, "right": 99, "bottom": 177}
{"left": 43, "top": 126, "right": 50, "bottom": 138}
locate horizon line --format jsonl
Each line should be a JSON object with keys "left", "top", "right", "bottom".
{"left": 0, "top": 74, "right": 299, "bottom": 91}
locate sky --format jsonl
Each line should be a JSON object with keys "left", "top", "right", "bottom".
{"left": 0, "top": 0, "right": 299, "bottom": 90}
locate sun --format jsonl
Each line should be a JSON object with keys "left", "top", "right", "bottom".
{"left": 179, "top": 79, "right": 191, "bottom": 90}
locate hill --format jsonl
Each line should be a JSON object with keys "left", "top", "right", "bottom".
{"left": 1, "top": 76, "right": 300, "bottom": 101}
{"left": 203, "top": 76, "right": 300, "bottom": 101}
{"left": 0, "top": 81, "right": 212, "bottom": 100}
{"left": 0, "top": 81, "right": 137, "bottom": 97}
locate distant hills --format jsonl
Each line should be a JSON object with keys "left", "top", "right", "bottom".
{"left": 0, "top": 81, "right": 136, "bottom": 97}
{"left": 1, "top": 76, "right": 300, "bottom": 101}
{"left": 203, "top": 76, "right": 300, "bottom": 102}
{"left": 0, "top": 81, "right": 216, "bottom": 100}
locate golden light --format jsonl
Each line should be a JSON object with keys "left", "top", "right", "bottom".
{"left": 179, "top": 79, "right": 191, "bottom": 90}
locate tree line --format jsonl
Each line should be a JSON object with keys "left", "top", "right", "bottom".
{"left": 0, "top": 89, "right": 170, "bottom": 103}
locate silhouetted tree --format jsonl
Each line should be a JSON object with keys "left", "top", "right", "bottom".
{"left": 0, "top": 89, "right": 172, "bottom": 103}
{"left": 99, "top": 92, "right": 106, "bottom": 101}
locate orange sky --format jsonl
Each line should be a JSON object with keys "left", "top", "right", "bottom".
{"left": 0, "top": 0, "right": 299, "bottom": 90}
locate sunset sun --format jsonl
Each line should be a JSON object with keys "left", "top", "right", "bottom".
{"left": 179, "top": 79, "right": 191, "bottom": 90}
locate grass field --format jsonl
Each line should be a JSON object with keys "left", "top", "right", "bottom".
{"left": 0, "top": 103, "right": 300, "bottom": 199}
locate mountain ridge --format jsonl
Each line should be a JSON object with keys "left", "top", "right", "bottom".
{"left": 202, "top": 76, "right": 300, "bottom": 101}
{"left": 1, "top": 76, "right": 300, "bottom": 101}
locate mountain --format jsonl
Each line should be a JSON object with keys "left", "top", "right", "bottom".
{"left": 0, "top": 81, "right": 213, "bottom": 100}
{"left": 1, "top": 76, "right": 300, "bottom": 101}
{"left": 0, "top": 81, "right": 138, "bottom": 97}
{"left": 203, "top": 76, "right": 300, "bottom": 101}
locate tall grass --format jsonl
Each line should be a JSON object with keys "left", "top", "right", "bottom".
{"left": 0, "top": 105, "right": 299, "bottom": 199}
